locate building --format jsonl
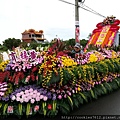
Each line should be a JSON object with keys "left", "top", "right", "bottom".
{"left": 21, "top": 29, "right": 46, "bottom": 43}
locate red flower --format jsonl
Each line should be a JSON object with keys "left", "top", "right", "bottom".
{"left": 30, "top": 74, "right": 35, "bottom": 81}
{"left": 0, "top": 71, "right": 10, "bottom": 83}
{"left": 32, "top": 67, "right": 38, "bottom": 73}
{"left": 47, "top": 104, "right": 52, "bottom": 110}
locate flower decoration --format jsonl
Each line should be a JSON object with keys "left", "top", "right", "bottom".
{"left": 0, "top": 60, "right": 9, "bottom": 72}
{"left": 8, "top": 50, "right": 43, "bottom": 72}
{"left": 7, "top": 106, "right": 13, "bottom": 113}
{"left": 88, "top": 52, "right": 98, "bottom": 63}
{"left": 0, "top": 82, "right": 8, "bottom": 98}
{"left": 34, "top": 105, "right": 39, "bottom": 112}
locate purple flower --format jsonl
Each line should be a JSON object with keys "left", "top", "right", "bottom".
{"left": 47, "top": 92, "right": 52, "bottom": 99}
{"left": 42, "top": 90, "right": 47, "bottom": 95}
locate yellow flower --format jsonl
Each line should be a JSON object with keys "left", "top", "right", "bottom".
{"left": 111, "top": 51, "right": 117, "bottom": 58}
{"left": 0, "top": 60, "right": 9, "bottom": 72}
{"left": 61, "top": 56, "right": 77, "bottom": 67}
{"left": 89, "top": 54, "right": 98, "bottom": 63}
{"left": 77, "top": 87, "right": 81, "bottom": 91}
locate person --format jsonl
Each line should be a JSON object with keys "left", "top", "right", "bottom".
{"left": 70, "top": 43, "right": 84, "bottom": 58}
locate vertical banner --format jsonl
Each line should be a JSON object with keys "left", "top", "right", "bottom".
{"left": 75, "top": 21, "right": 80, "bottom": 43}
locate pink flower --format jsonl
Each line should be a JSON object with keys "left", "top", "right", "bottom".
{"left": 31, "top": 99, "right": 35, "bottom": 104}
{"left": 25, "top": 93, "right": 30, "bottom": 97}
{"left": 30, "top": 92, "right": 33, "bottom": 96}
{"left": 19, "top": 98, "right": 24, "bottom": 103}
{"left": 0, "top": 92, "right": 4, "bottom": 96}
{"left": 28, "top": 96, "right": 32, "bottom": 100}
{"left": 32, "top": 94, "right": 36, "bottom": 98}
{"left": 24, "top": 98, "right": 29, "bottom": 102}
{"left": 68, "top": 92, "right": 71, "bottom": 96}
{"left": 36, "top": 97, "right": 40, "bottom": 101}
{"left": 16, "top": 97, "right": 20, "bottom": 101}
{"left": 16, "top": 93, "right": 21, "bottom": 97}
{"left": 43, "top": 96, "right": 48, "bottom": 101}
{"left": 40, "top": 95, "right": 43, "bottom": 99}
{"left": 22, "top": 94, "right": 26, "bottom": 99}
{"left": 29, "top": 88, "right": 33, "bottom": 92}
{"left": 25, "top": 90, "right": 29, "bottom": 94}
{"left": 33, "top": 90, "right": 37, "bottom": 94}
{"left": 36, "top": 93, "right": 40, "bottom": 96}
{"left": 58, "top": 95, "right": 62, "bottom": 99}
{"left": 99, "top": 81, "right": 101, "bottom": 84}
{"left": 19, "top": 91, "right": 24, "bottom": 96}
{"left": 64, "top": 94, "right": 67, "bottom": 98}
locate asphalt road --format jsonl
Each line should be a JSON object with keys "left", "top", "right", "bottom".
{"left": 1, "top": 89, "right": 120, "bottom": 120}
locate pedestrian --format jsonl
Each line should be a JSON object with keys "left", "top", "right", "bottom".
{"left": 70, "top": 43, "right": 84, "bottom": 58}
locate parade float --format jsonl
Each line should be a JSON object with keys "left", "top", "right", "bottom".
{"left": 0, "top": 16, "right": 120, "bottom": 119}
{"left": 84, "top": 15, "right": 120, "bottom": 52}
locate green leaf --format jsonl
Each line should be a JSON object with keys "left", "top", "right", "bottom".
{"left": 59, "top": 102, "right": 70, "bottom": 114}
{"left": 76, "top": 94, "right": 84, "bottom": 104}
{"left": 0, "top": 103, "right": 2, "bottom": 109}
{"left": 104, "top": 82, "right": 112, "bottom": 92}
{"left": 18, "top": 103, "right": 22, "bottom": 115}
{"left": 42, "top": 102, "right": 46, "bottom": 116}
{"left": 90, "top": 89, "right": 95, "bottom": 98}
{"left": 100, "top": 84, "right": 107, "bottom": 94}
{"left": 26, "top": 103, "right": 30, "bottom": 116}
{"left": 79, "top": 92, "right": 88, "bottom": 102}
{"left": 53, "top": 100, "right": 57, "bottom": 112}
{"left": 3, "top": 103, "right": 8, "bottom": 115}
{"left": 67, "top": 96, "right": 73, "bottom": 109}
{"left": 115, "top": 79, "right": 120, "bottom": 87}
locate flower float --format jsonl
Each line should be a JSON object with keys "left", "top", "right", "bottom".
{"left": 0, "top": 40, "right": 120, "bottom": 118}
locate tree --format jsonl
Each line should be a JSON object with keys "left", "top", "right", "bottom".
{"left": 80, "top": 39, "right": 88, "bottom": 47}
{"left": 3, "top": 38, "right": 21, "bottom": 50}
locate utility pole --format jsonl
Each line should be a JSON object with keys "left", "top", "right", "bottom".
{"left": 75, "top": 0, "right": 80, "bottom": 43}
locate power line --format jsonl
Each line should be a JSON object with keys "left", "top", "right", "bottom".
{"left": 79, "top": 2, "right": 106, "bottom": 18}
{"left": 58, "top": 0, "right": 106, "bottom": 18}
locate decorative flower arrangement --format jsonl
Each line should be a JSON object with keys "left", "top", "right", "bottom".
{"left": 75, "top": 49, "right": 119, "bottom": 65}
{"left": 60, "top": 56, "right": 77, "bottom": 67}
{"left": 102, "top": 15, "right": 116, "bottom": 26}
{"left": 10, "top": 85, "right": 50, "bottom": 103}
{"left": 7, "top": 50, "right": 43, "bottom": 72}
{"left": 0, "top": 40, "right": 120, "bottom": 118}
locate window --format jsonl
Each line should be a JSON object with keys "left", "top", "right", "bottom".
{"left": 29, "top": 34, "right": 31, "bottom": 38}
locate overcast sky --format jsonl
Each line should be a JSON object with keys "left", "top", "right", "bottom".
{"left": 0, "top": 0, "right": 120, "bottom": 44}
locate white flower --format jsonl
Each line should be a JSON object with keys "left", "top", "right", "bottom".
{"left": 11, "top": 95, "right": 16, "bottom": 101}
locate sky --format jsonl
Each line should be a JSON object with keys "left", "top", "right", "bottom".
{"left": 0, "top": 0, "right": 120, "bottom": 44}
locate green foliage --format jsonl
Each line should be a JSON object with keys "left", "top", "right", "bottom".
{"left": 3, "top": 38, "right": 21, "bottom": 50}
{"left": 21, "top": 42, "right": 28, "bottom": 49}
{"left": 28, "top": 41, "right": 39, "bottom": 50}
{"left": 80, "top": 39, "right": 88, "bottom": 47}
